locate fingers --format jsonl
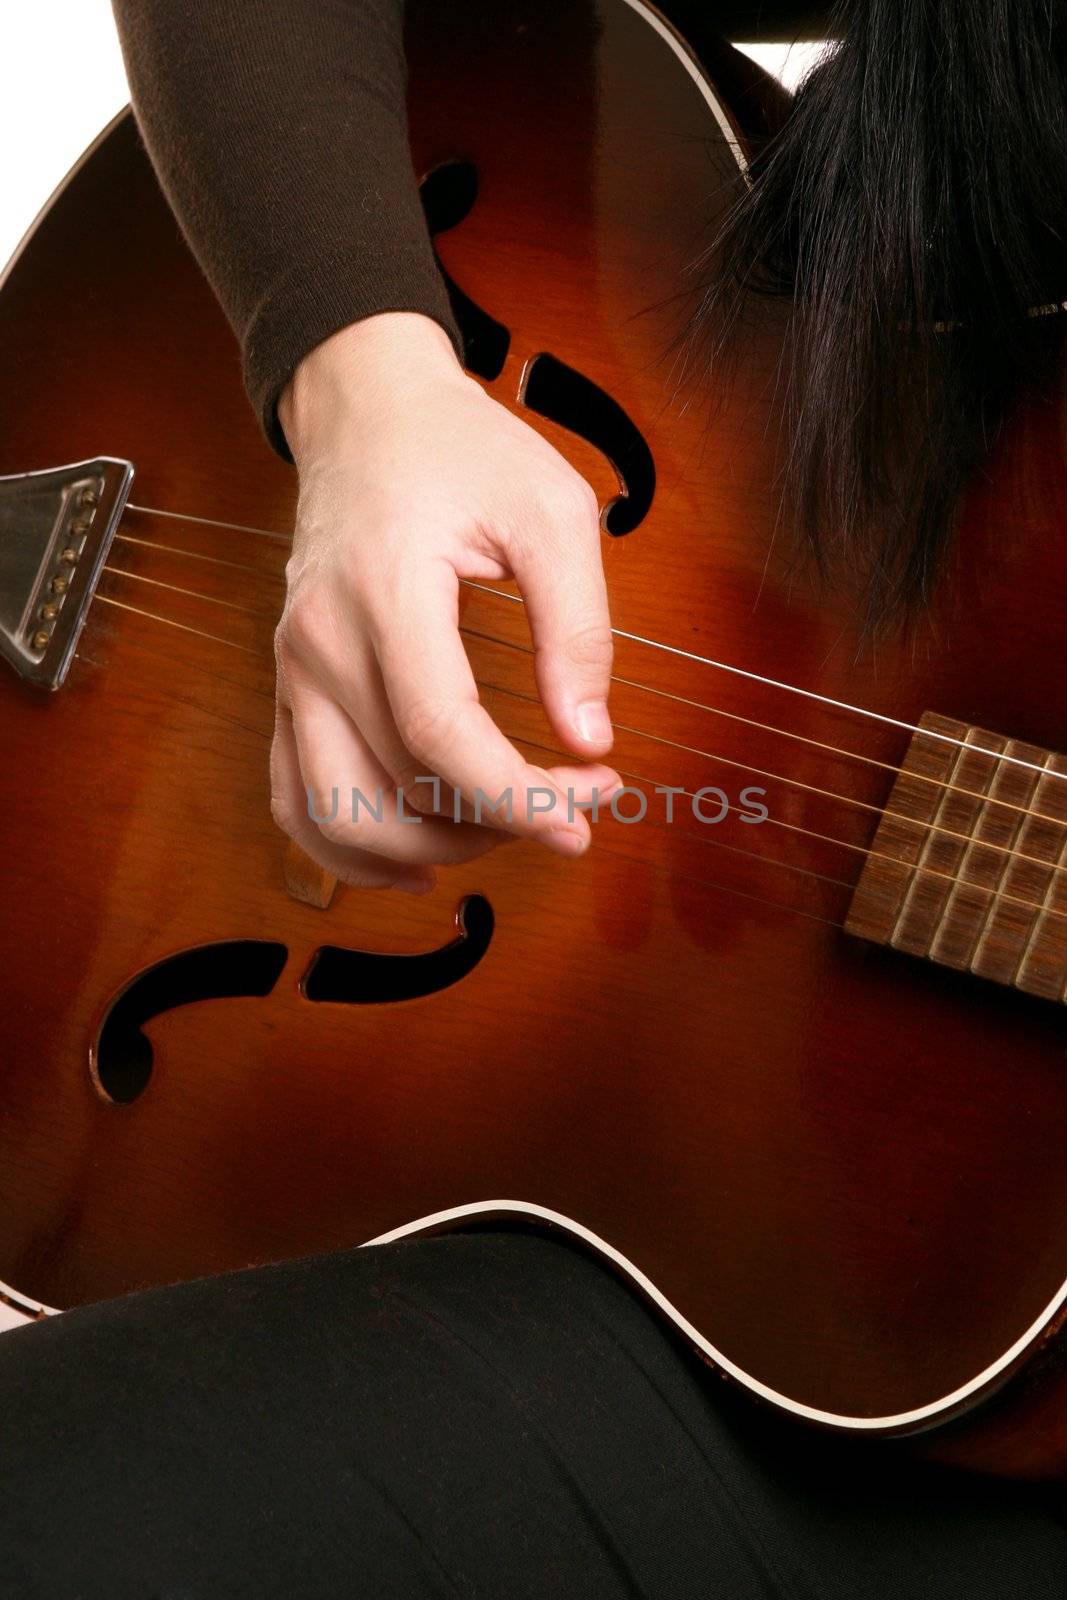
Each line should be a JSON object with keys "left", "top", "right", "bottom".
{"left": 275, "top": 670, "right": 507, "bottom": 875}
{"left": 371, "top": 557, "right": 617, "bottom": 855}
{"left": 508, "top": 476, "right": 614, "bottom": 760}
{"left": 273, "top": 414, "right": 619, "bottom": 885}
{"left": 270, "top": 701, "right": 435, "bottom": 894}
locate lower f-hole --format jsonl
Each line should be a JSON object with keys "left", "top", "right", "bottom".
{"left": 93, "top": 941, "right": 288, "bottom": 1105}
{"left": 302, "top": 894, "right": 494, "bottom": 1004}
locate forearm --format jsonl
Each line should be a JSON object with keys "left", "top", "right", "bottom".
{"left": 111, "top": 0, "right": 460, "bottom": 456}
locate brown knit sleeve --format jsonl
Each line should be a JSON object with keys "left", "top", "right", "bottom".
{"left": 111, "top": 0, "right": 461, "bottom": 458}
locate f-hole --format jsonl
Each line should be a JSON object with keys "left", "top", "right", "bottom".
{"left": 521, "top": 354, "right": 655, "bottom": 535}
{"left": 303, "top": 894, "right": 494, "bottom": 1003}
{"left": 419, "top": 164, "right": 654, "bottom": 534}
{"left": 420, "top": 161, "right": 510, "bottom": 381}
{"left": 94, "top": 942, "right": 288, "bottom": 1105}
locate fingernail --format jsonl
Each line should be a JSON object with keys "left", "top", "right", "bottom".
{"left": 574, "top": 700, "right": 612, "bottom": 746}
{"left": 543, "top": 827, "right": 587, "bottom": 858}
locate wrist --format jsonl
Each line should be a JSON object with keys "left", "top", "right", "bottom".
{"left": 279, "top": 311, "right": 465, "bottom": 461}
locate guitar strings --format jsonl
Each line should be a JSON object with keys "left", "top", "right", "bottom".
{"left": 101, "top": 537, "right": 1067, "bottom": 854}
{"left": 461, "top": 626, "right": 1067, "bottom": 833}
{"left": 99, "top": 536, "right": 1067, "bottom": 874}
{"left": 95, "top": 591, "right": 261, "bottom": 655}
{"left": 68, "top": 614, "right": 1044, "bottom": 940}
{"left": 122, "top": 500, "right": 1067, "bottom": 789}
{"left": 78, "top": 626, "right": 852, "bottom": 936}
{"left": 101, "top": 560, "right": 1055, "bottom": 871}
{"left": 81, "top": 606, "right": 862, "bottom": 920}
{"left": 88, "top": 586, "right": 1067, "bottom": 929}
{"left": 481, "top": 678, "right": 1067, "bottom": 918}
{"left": 112, "top": 532, "right": 1063, "bottom": 833}
{"left": 478, "top": 670, "right": 1067, "bottom": 881}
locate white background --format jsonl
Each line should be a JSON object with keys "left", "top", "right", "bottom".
{"left": 0, "top": 4, "right": 822, "bottom": 1329}
{"left": 0, "top": 1, "right": 130, "bottom": 275}
{"left": 0, "top": 2, "right": 824, "bottom": 277}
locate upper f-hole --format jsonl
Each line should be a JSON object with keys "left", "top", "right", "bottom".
{"left": 520, "top": 354, "right": 655, "bottom": 536}
{"left": 420, "top": 159, "right": 510, "bottom": 382}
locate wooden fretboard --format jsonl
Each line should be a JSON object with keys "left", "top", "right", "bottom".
{"left": 845, "top": 712, "right": 1067, "bottom": 1001}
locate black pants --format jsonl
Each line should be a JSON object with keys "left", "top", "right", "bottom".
{"left": 2, "top": 1228, "right": 1063, "bottom": 1597}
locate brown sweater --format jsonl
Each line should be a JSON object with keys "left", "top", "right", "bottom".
{"left": 111, "top": 1, "right": 827, "bottom": 457}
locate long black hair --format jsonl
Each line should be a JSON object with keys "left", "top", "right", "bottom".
{"left": 693, "top": 0, "right": 1067, "bottom": 625}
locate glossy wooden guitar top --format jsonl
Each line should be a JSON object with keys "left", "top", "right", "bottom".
{"left": 1, "top": 0, "right": 1066, "bottom": 1476}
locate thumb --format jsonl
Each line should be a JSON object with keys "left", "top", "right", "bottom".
{"left": 509, "top": 482, "right": 614, "bottom": 758}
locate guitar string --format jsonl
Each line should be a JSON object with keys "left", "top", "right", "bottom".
{"left": 81, "top": 636, "right": 852, "bottom": 936}
{"left": 88, "top": 589, "right": 1067, "bottom": 928}
{"left": 478, "top": 677, "right": 1067, "bottom": 894}
{"left": 116, "top": 524, "right": 997, "bottom": 804}
{"left": 97, "top": 558, "right": 1067, "bottom": 875}
{"left": 77, "top": 608, "right": 1067, "bottom": 957}
{"left": 97, "top": 582, "right": 798, "bottom": 891}
{"left": 74, "top": 622, "right": 858, "bottom": 913}
{"left": 89, "top": 595, "right": 854, "bottom": 901}
{"left": 95, "top": 592, "right": 261, "bottom": 655}
{"left": 61, "top": 623, "right": 1014, "bottom": 940}
{"left": 122, "top": 501, "right": 1067, "bottom": 789}
{"left": 110, "top": 531, "right": 1032, "bottom": 808}
{"left": 461, "top": 626, "right": 1067, "bottom": 832}
{"left": 501, "top": 728, "right": 854, "bottom": 893}
{"left": 108, "top": 527, "right": 1067, "bottom": 835}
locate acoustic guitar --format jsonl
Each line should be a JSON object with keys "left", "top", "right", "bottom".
{"left": 1, "top": 0, "right": 1066, "bottom": 1479}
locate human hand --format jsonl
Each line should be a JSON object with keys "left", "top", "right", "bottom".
{"left": 271, "top": 312, "right": 618, "bottom": 894}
